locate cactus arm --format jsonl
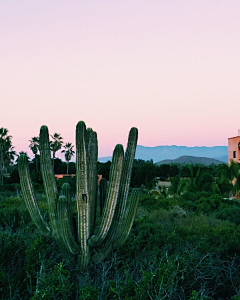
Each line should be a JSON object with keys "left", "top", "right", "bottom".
{"left": 61, "top": 182, "right": 72, "bottom": 200}
{"left": 99, "top": 178, "right": 107, "bottom": 216}
{"left": 107, "top": 128, "right": 138, "bottom": 234}
{"left": 86, "top": 129, "right": 98, "bottom": 236}
{"left": 88, "top": 144, "right": 124, "bottom": 247}
{"left": 91, "top": 189, "right": 140, "bottom": 263}
{"left": 76, "top": 121, "right": 90, "bottom": 270}
{"left": 115, "top": 127, "right": 138, "bottom": 229}
{"left": 57, "top": 195, "right": 80, "bottom": 255}
{"left": 116, "top": 188, "right": 141, "bottom": 246}
{"left": 18, "top": 154, "right": 50, "bottom": 235}
{"left": 39, "top": 125, "right": 59, "bottom": 238}
{"left": 91, "top": 128, "right": 138, "bottom": 262}
{"left": 91, "top": 238, "right": 113, "bottom": 263}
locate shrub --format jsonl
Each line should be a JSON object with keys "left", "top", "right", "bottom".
{"left": 30, "top": 263, "right": 74, "bottom": 300}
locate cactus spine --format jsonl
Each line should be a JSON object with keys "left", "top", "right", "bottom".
{"left": 18, "top": 121, "right": 140, "bottom": 270}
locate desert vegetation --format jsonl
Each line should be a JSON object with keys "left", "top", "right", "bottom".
{"left": 1, "top": 125, "right": 240, "bottom": 299}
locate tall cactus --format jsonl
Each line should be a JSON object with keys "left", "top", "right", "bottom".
{"left": 99, "top": 178, "right": 107, "bottom": 216}
{"left": 18, "top": 121, "right": 140, "bottom": 270}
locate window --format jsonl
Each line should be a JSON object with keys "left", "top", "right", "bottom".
{"left": 233, "top": 151, "right": 236, "bottom": 158}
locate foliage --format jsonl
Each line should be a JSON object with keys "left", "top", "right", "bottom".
{"left": 2, "top": 183, "right": 240, "bottom": 299}
{"left": 50, "top": 133, "right": 63, "bottom": 170}
{"left": 61, "top": 142, "right": 75, "bottom": 174}
{"left": 30, "top": 263, "right": 74, "bottom": 300}
{"left": 131, "top": 159, "right": 158, "bottom": 188}
{"left": 79, "top": 285, "right": 99, "bottom": 300}
{"left": 29, "top": 137, "right": 40, "bottom": 173}
{"left": 168, "top": 175, "right": 180, "bottom": 196}
{"left": 3, "top": 149, "right": 240, "bottom": 299}
{"left": 0, "top": 128, "right": 17, "bottom": 185}
{"left": 97, "top": 161, "right": 111, "bottom": 181}
{"left": 177, "top": 165, "right": 213, "bottom": 195}
{"left": 215, "top": 161, "right": 240, "bottom": 197}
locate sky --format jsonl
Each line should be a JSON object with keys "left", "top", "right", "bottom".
{"left": 1, "top": 0, "right": 240, "bottom": 159}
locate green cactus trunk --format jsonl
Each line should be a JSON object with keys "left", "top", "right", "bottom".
{"left": 39, "top": 126, "right": 60, "bottom": 239}
{"left": 99, "top": 178, "right": 108, "bottom": 216}
{"left": 18, "top": 154, "right": 50, "bottom": 236}
{"left": 18, "top": 121, "right": 140, "bottom": 271}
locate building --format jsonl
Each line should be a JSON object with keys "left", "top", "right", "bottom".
{"left": 55, "top": 174, "right": 103, "bottom": 185}
{"left": 228, "top": 129, "right": 240, "bottom": 164}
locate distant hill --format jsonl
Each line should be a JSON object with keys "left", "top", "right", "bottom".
{"left": 98, "top": 145, "right": 228, "bottom": 163}
{"left": 135, "top": 145, "right": 228, "bottom": 163}
{"left": 156, "top": 155, "right": 226, "bottom": 166}
{"left": 98, "top": 156, "right": 112, "bottom": 163}
{"left": 215, "top": 155, "right": 228, "bottom": 163}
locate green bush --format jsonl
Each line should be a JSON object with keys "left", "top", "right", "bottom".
{"left": 215, "top": 205, "right": 240, "bottom": 225}
{"left": 2, "top": 182, "right": 240, "bottom": 299}
{"left": 79, "top": 285, "right": 99, "bottom": 300}
{"left": 30, "top": 263, "right": 74, "bottom": 300}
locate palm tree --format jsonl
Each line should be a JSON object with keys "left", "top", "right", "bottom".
{"left": 50, "top": 133, "right": 63, "bottom": 171}
{"left": 0, "top": 128, "right": 16, "bottom": 185}
{"left": 177, "top": 165, "right": 213, "bottom": 195}
{"left": 61, "top": 142, "right": 75, "bottom": 174}
{"left": 230, "top": 161, "right": 240, "bottom": 197}
{"left": 168, "top": 175, "right": 180, "bottom": 197}
{"left": 29, "top": 136, "right": 40, "bottom": 172}
{"left": 215, "top": 161, "right": 240, "bottom": 197}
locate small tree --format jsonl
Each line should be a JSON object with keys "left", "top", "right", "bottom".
{"left": 50, "top": 133, "right": 63, "bottom": 171}
{"left": 29, "top": 136, "right": 40, "bottom": 172}
{"left": 0, "top": 128, "right": 16, "bottom": 185}
{"left": 177, "top": 165, "right": 213, "bottom": 195}
{"left": 61, "top": 142, "right": 75, "bottom": 174}
{"left": 215, "top": 161, "right": 240, "bottom": 197}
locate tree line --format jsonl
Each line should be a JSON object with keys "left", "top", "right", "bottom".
{"left": 1, "top": 126, "right": 240, "bottom": 199}
{"left": 0, "top": 127, "right": 75, "bottom": 185}
{"left": 28, "top": 133, "right": 75, "bottom": 173}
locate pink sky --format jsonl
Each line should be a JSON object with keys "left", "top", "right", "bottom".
{"left": 1, "top": 1, "right": 240, "bottom": 159}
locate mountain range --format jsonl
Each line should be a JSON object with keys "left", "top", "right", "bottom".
{"left": 98, "top": 145, "right": 228, "bottom": 164}
{"left": 156, "top": 155, "right": 225, "bottom": 166}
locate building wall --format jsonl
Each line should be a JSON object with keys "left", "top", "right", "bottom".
{"left": 228, "top": 136, "right": 240, "bottom": 164}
